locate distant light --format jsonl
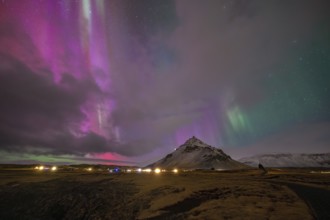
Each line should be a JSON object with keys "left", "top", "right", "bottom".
{"left": 173, "top": 169, "right": 178, "bottom": 173}
{"left": 39, "top": 166, "right": 44, "bottom": 171}
{"left": 34, "top": 166, "right": 39, "bottom": 170}
{"left": 310, "top": 171, "right": 330, "bottom": 174}
{"left": 126, "top": 169, "right": 132, "bottom": 173}
{"left": 154, "top": 168, "right": 161, "bottom": 174}
{"left": 51, "top": 166, "right": 57, "bottom": 171}
{"left": 143, "top": 168, "right": 152, "bottom": 173}
{"left": 87, "top": 167, "right": 92, "bottom": 171}
{"left": 137, "top": 168, "right": 142, "bottom": 172}
{"left": 161, "top": 169, "right": 166, "bottom": 172}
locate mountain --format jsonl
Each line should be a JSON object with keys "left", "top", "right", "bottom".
{"left": 239, "top": 153, "right": 330, "bottom": 167}
{"left": 147, "top": 136, "right": 249, "bottom": 170}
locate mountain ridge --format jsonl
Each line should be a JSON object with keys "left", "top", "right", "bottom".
{"left": 239, "top": 153, "right": 330, "bottom": 167}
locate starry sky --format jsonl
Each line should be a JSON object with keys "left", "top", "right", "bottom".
{"left": 0, "top": 0, "right": 329, "bottom": 165}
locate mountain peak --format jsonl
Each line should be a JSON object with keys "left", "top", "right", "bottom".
{"left": 147, "top": 137, "right": 250, "bottom": 170}
{"left": 184, "top": 136, "right": 206, "bottom": 146}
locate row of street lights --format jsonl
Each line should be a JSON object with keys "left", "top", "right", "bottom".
{"left": 34, "top": 166, "right": 57, "bottom": 171}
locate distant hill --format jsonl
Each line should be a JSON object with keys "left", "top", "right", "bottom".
{"left": 239, "top": 153, "right": 330, "bottom": 167}
{"left": 148, "top": 136, "right": 249, "bottom": 170}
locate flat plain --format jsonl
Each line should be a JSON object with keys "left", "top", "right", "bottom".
{"left": 0, "top": 168, "right": 329, "bottom": 219}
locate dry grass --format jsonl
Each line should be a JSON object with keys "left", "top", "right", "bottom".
{"left": 0, "top": 168, "right": 329, "bottom": 219}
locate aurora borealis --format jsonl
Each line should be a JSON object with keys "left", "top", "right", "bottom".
{"left": 0, "top": 0, "right": 329, "bottom": 165}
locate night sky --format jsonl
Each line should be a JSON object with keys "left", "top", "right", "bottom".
{"left": 0, "top": 0, "right": 329, "bottom": 165}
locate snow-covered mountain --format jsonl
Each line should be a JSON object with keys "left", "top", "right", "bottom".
{"left": 239, "top": 153, "right": 330, "bottom": 167}
{"left": 148, "top": 136, "right": 249, "bottom": 170}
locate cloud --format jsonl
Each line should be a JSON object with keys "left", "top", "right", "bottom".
{"left": 0, "top": 51, "right": 160, "bottom": 157}
{"left": 225, "top": 122, "right": 330, "bottom": 159}
{"left": 0, "top": 53, "right": 107, "bottom": 155}
{"left": 168, "top": 0, "right": 329, "bottom": 98}
{"left": 107, "top": 0, "right": 330, "bottom": 153}
{"left": 0, "top": 0, "right": 329, "bottom": 161}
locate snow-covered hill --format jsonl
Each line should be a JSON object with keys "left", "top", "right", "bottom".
{"left": 148, "top": 136, "right": 249, "bottom": 170}
{"left": 239, "top": 153, "right": 330, "bottom": 167}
